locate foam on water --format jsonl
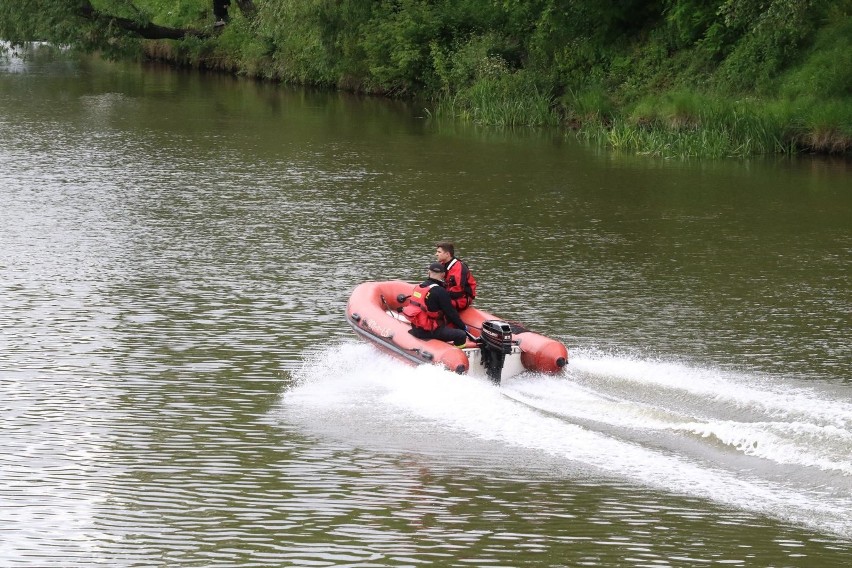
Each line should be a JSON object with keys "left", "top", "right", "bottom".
{"left": 520, "top": 352, "right": 852, "bottom": 476}
{"left": 280, "top": 341, "right": 852, "bottom": 539}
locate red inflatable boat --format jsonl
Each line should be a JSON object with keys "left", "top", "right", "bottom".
{"left": 346, "top": 280, "right": 568, "bottom": 383}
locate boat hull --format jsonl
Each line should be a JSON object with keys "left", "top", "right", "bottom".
{"left": 346, "top": 280, "right": 567, "bottom": 380}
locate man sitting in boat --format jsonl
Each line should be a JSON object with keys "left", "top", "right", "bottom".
{"left": 403, "top": 262, "right": 469, "bottom": 347}
{"left": 434, "top": 241, "right": 477, "bottom": 311}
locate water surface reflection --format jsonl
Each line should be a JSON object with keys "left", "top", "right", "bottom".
{"left": 1, "top": 47, "right": 850, "bottom": 566}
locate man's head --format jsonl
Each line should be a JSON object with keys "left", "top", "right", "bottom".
{"left": 428, "top": 261, "right": 446, "bottom": 278}
{"left": 435, "top": 241, "right": 455, "bottom": 263}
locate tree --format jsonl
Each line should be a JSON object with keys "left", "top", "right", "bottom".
{"left": 0, "top": 1, "right": 252, "bottom": 50}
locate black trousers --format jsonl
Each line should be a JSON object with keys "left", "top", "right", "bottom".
{"left": 213, "top": 0, "right": 231, "bottom": 20}
{"left": 409, "top": 326, "right": 467, "bottom": 347}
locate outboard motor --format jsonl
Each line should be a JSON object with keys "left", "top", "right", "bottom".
{"left": 479, "top": 320, "right": 514, "bottom": 384}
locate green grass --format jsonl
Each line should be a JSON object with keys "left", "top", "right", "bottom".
{"left": 437, "top": 71, "right": 557, "bottom": 127}
{"left": 571, "top": 89, "right": 850, "bottom": 158}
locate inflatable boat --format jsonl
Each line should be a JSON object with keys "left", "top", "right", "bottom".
{"left": 346, "top": 280, "right": 568, "bottom": 384}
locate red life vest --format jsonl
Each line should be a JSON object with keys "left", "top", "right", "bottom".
{"left": 402, "top": 283, "right": 442, "bottom": 331}
{"left": 445, "top": 258, "right": 477, "bottom": 310}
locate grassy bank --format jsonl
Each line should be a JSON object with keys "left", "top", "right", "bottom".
{"left": 424, "top": 3, "right": 852, "bottom": 158}
{"left": 155, "top": 0, "right": 850, "bottom": 159}
{"left": 5, "top": 0, "right": 849, "bottom": 158}
{"left": 573, "top": 92, "right": 850, "bottom": 159}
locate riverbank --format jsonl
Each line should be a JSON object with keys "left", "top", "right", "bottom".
{"left": 4, "top": 1, "right": 850, "bottom": 158}
{"left": 143, "top": 0, "right": 852, "bottom": 159}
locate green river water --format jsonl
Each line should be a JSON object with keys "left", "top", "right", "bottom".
{"left": 1, "top": 45, "right": 851, "bottom": 567}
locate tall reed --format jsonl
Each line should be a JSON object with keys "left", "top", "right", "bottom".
{"left": 438, "top": 72, "right": 557, "bottom": 127}
{"left": 575, "top": 92, "right": 811, "bottom": 158}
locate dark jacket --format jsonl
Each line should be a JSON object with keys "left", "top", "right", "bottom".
{"left": 418, "top": 277, "right": 466, "bottom": 330}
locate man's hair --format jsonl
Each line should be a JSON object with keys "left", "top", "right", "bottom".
{"left": 435, "top": 241, "right": 455, "bottom": 257}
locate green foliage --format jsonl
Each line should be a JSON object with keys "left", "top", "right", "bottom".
{"left": 0, "top": 1, "right": 213, "bottom": 58}
{"left": 662, "top": 0, "right": 722, "bottom": 49}
{"left": 136, "top": 0, "right": 208, "bottom": 27}
{"left": 203, "top": 14, "right": 273, "bottom": 76}
{"left": 3, "top": 0, "right": 849, "bottom": 156}
{"left": 713, "top": 0, "right": 830, "bottom": 93}
{"left": 560, "top": 87, "right": 616, "bottom": 123}
{"left": 254, "top": 0, "right": 332, "bottom": 85}
{"left": 629, "top": 90, "right": 713, "bottom": 130}
{"left": 0, "top": 1, "right": 89, "bottom": 46}
{"left": 358, "top": 0, "right": 441, "bottom": 93}
{"left": 576, "top": 91, "right": 848, "bottom": 158}
{"left": 430, "top": 32, "right": 508, "bottom": 95}
{"left": 254, "top": 0, "right": 375, "bottom": 87}
{"left": 777, "top": 15, "right": 852, "bottom": 100}
{"left": 440, "top": 67, "right": 556, "bottom": 127}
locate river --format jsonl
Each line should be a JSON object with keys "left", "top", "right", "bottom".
{"left": 1, "top": 44, "right": 851, "bottom": 566}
